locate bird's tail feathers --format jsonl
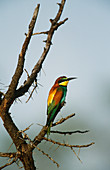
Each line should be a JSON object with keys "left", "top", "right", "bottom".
{"left": 46, "top": 122, "right": 52, "bottom": 138}
{"left": 47, "top": 126, "right": 51, "bottom": 138}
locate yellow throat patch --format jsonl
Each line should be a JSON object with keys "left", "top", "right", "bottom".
{"left": 59, "top": 80, "right": 69, "bottom": 86}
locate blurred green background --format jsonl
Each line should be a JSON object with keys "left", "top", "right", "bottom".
{"left": 0, "top": 0, "right": 110, "bottom": 170}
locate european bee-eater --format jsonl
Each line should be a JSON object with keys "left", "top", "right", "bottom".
{"left": 46, "top": 76, "right": 77, "bottom": 137}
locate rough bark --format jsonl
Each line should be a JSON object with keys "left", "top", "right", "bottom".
{"left": 0, "top": 1, "right": 94, "bottom": 169}
{"left": 0, "top": 1, "right": 67, "bottom": 169}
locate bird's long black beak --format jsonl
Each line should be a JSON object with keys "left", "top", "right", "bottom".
{"left": 67, "top": 77, "right": 77, "bottom": 81}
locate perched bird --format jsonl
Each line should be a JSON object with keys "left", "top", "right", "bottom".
{"left": 46, "top": 76, "right": 77, "bottom": 137}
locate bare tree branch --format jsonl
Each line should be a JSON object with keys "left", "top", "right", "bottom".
{"left": 52, "top": 113, "right": 75, "bottom": 126}
{"left": 26, "top": 80, "right": 37, "bottom": 103}
{"left": 15, "top": 0, "right": 67, "bottom": 99}
{"left": 0, "top": 152, "right": 16, "bottom": 158}
{"left": 0, "top": 4, "right": 40, "bottom": 151}
{"left": 3, "top": 4, "right": 40, "bottom": 110}
{"left": 50, "top": 130, "right": 89, "bottom": 135}
{"left": 71, "top": 148, "right": 82, "bottom": 163}
{"left": 36, "top": 147, "right": 59, "bottom": 168}
{"left": 19, "top": 123, "right": 33, "bottom": 133}
{"left": 32, "top": 18, "right": 68, "bottom": 36}
{"left": 0, "top": 158, "right": 16, "bottom": 169}
{"left": 18, "top": 129, "right": 60, "bottom": 168}
{"left": 43, "top": 137, "right": 95, "bottom": 148}
{"left": 32, "top": 114, "right": 75, "bottom": 147}
{"left": 33, "top": 126, "right": 48, "bottom": 147}
{"left": 52, "top": 1, "right": 66, "bottom": 23}
{"left": 33, "top": 31, "right": 49, "bottom": 35}
{"left": 0, "top": 0, "right": 95, "bottom": 169}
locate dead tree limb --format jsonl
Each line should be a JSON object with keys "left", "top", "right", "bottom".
{"left": 0, "top": 158, "right": 16, "bottom": 170}
{"left": 0, "top": 152, "right": 16, "bottom": 158}
{"left": 0, "top": 1, "right": 69, "bottom": 169}
{"left": 52, "top": 113, "right": 75, "bottom": 126}
{"left": 2, "top": 4, "right": 40, "bottom": 111}
{"left": 0, "top": 0, "right": 95, "bottom": 169}
{"left": 36, "top": 146, "right": 59, "bottom": 168}
{"left": 43, "top": 137, "right": 95, "bottom": 148}
{"left": 0, "top": 6, "right": 40, "bottom": 159}
{"left": 15, "top": 0, "right": 67, "bottom": 99}
{"left": 50, "top": 130, "right": 89, "bottom": 135}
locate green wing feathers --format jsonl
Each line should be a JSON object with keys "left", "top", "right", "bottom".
{"left": 46, "top": 86, "right": 67, "bottom": 137}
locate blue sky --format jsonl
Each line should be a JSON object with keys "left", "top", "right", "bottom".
{"left": 0, "top": 1, "right": 110, "bottom": 170}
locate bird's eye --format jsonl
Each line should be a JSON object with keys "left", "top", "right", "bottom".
{"left": 58, "top": 78, "right": 66, "bottom": 83}
{"left": 58, "top": 79, "right": 62, "bottom": 83}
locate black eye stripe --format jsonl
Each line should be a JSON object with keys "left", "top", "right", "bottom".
{"left": 58, "top": 79, "right": 67, "bottom": 83}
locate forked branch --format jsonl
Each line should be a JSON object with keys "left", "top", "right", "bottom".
{"left": 4, "top": 4, "right": 40, "bottom": 109}
{"left": 0, "top": 0, "right": 95, "bottom": 169}
{"left": 15, "top": 0, "right": 67, "bottom": 100}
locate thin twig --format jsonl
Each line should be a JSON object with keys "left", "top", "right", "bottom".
{"left": 36, "top": 146, "right": 59, "bottom": 168}
{"left": 53, "top": 18, "right": 68, "bottom": 30}
{"left": 0, "top": 158, "right": 16, "bottom": 169}
{"left": 71, "top": 147, "right": 82, "bottom": 163}
{"left": 17, "top": 98, "right": 22, "bottom": 103}
{"left": 19, "top": 123, "right": 33, "bottom": 133}
{"left": 52, "top": 113, "right": 75, "bottom": 126}
{"left": 26, "top": 82, "right": 37, "bottom": 103}
{"left": 7, "top": 142, "right": 14, "bottom": 152}
{"left": 33, "top": 31, "right": 48, "bottom": 35}
{"left": 78, "top": 148, "right": 81, "bottom": 156}
{"left": 43, "top": 137, "right": 95, "bottom": 148}
{"left": 24, "top": 68, "right": 30, "bottom": 78}
{"left": 50, "top": 130, "right": 89, "bottom": 135}
{"left": 18, "top": 124, "right": 33, "bottom": 139}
